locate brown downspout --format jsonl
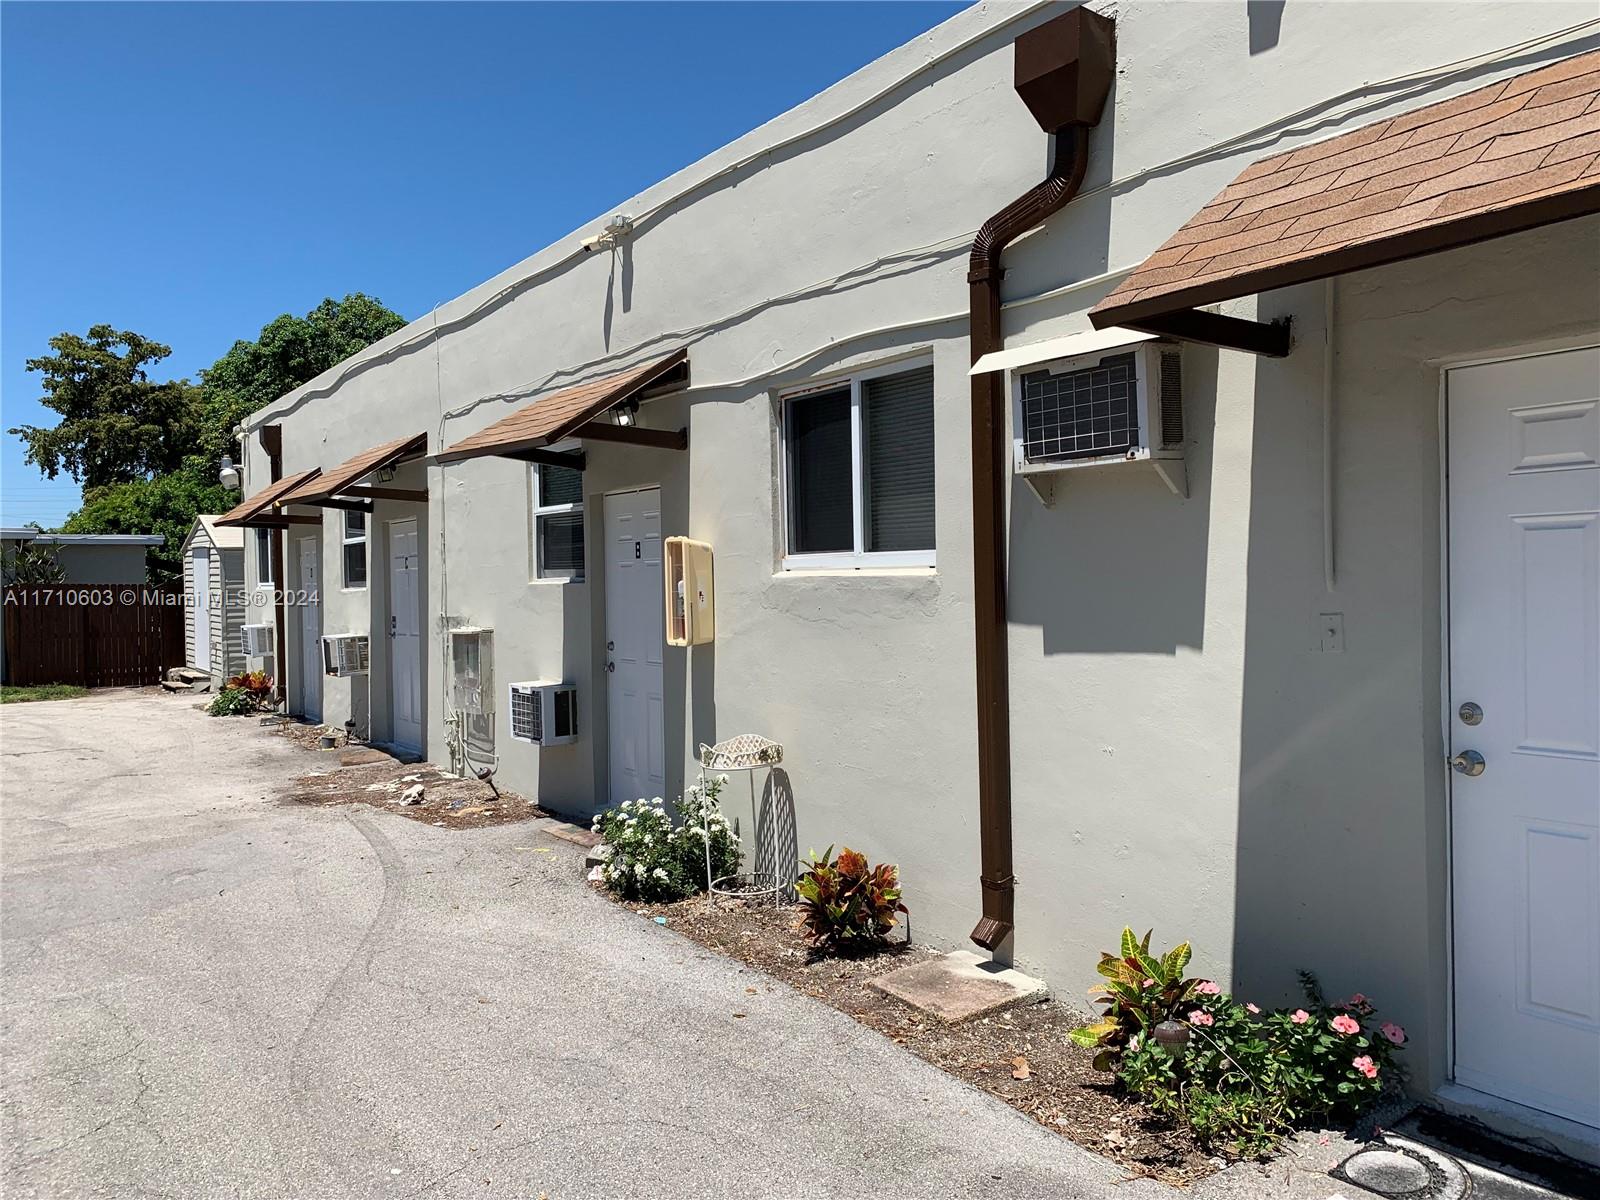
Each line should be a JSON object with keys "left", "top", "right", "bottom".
{"left": 260, "top": 423, "right": 287, "bottom": 705}
{"left": 968, "top": 8, "right": 1115, "bottom": 952}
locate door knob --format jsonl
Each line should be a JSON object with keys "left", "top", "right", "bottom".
{"left": 1449, "top": 750, "right": 1486, "bottom": 776}
{"left": 605, "top": 661, "right": 615, "bottom": 673}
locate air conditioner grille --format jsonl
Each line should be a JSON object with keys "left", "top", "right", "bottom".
{"left": 1159, "top": 348, "right": 1184, "bottom": 448}
{"left": 1021, "top": 352, "right": 1138, "bottom": 462}
{"left": 510, "top": 684, "right": 540, "bottom": 743}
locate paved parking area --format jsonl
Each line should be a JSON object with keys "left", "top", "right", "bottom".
{"left": 2, "top": 690, "right": 1176, "bottom": 1199}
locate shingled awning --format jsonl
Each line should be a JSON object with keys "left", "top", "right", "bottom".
{"left": 274, "top": 433, "right": 428, "bottom": 509}
{"left": 214, "top": 470, "right": 322, "bottom": 528}
{"left": 1090, "top": 50, "right": 1600, "bottom": 353}
{"left": 436, "top": 349, "right": 689, "bottom": 466}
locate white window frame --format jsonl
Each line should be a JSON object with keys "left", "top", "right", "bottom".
{"left": 779, "top": 356, "right": 936, "bottom": 572}
{"left": 341, "top": 509, "right": 368, "bottom": 591}
{"left": 529, "top": 443, "right": 585, "bottom": 583}
{"left": 254, "top": 528, "right": 275, "bottom": 591}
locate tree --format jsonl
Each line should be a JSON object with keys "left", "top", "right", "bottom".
{"left": 63, "top": 471, "right": 233, "bottom": 582}
{"left": 9, "top": 326, "right": 201, "bottom": 488}
{"left": 195, "top": 294, "right": 406, "bottom": 462}
{"left": 1, "top": 543, "right": 67, "bottom": 585}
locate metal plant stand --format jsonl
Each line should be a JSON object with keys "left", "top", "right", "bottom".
{"left": 697, "top": 734, "right": 785, "bottom": 907}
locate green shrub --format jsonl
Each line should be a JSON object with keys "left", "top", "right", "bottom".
{"left": 207, "top": 686, "right": 257, "bottom": 717}
{"left": 225, "top": 670, "right": 273, "bottom": 702}
{"left": 793, "top": 846, "right": 907, "bottom": 952}
{"left": 1070, "top": 927, "right": 1202, "bottom": 1070}
{"left": 591, "top": 774, "right": 741, "bottom": 902}
{"left": 1083, "top": 937, "right": 1407, "bottom": 1159}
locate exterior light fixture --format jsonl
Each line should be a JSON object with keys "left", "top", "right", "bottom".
{"left": 219, "top": 455, "right": 241, "bottom": 490}
{"left": 612, "top": 401, "right": 638, "bottom": 428}
{"left": 1153, "top": 1019, "right": 1191, "bottom": 1051}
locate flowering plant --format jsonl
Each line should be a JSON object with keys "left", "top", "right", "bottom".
{"left": 1070, "top": 927, "right": 1203, "bottom": 1070}
{"left": 590, "top": 774, "right": 741, "bottom": 902}
{"left": 1114, "top": 967, "right": 1406, "bottom": 1158}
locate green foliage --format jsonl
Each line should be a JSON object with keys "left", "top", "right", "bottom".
{"left": 225, "top": 671, "right": 274, "bottom": 702}
{"left": 32, "top": 295, "right": 405, "bottom": 582}
{"left": 1070, "top": 928, "right": 1201, "bottom": 1070}
{"left": 1105, "top": 962, "right": 1406, "bottom": 1159}
{"left": 207, "top": 686, "right": 259, "bottom": 717}
{"left": 1, "top": 543, "right": 67, "bottom": 585}
{"left": 9, "top": 326, "right": 201, "bottom": 489}
{"left": 591, "top": 775, "right": 741, "bottom": 902}
{"left": 194, "top": 294, "right": 406, "bottom": 463}
{"left": 1, "top": 684, "right": 88, "bottom": 703}
{"left": 793, "top": 846, "right": 907, "bottom": 952}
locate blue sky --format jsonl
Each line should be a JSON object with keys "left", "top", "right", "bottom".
{"left": 1, "top": 0, "right": 962, "bottom": 528}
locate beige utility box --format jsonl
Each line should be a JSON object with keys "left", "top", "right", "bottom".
{"left": 664, "top": 536, "right": 715, "bottom": 646}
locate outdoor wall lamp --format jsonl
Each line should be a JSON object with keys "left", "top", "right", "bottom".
{"left": 219, "top": 455, "right": 241, "bottom": 490}
{"left": 611, "top": 400, "right": 639, "bottom": 427}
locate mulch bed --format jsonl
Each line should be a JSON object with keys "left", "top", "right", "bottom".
{"left": 622, "top": 894, "right": 1218, "bottom": 1186}
{"left": 268, "top": 721, "right": 551, "bottom": 830}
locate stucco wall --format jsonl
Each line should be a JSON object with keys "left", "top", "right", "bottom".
{"left": 233, "top": 0, "right": 1599, "bottom": 1099}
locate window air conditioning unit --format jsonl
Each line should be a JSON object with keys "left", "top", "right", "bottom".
{"left": 449, "top": 628, "right": 494, "bottom": 715}
{"left": 1012, "top": 341, "right": 1187, "bottom": 497}
{"left": 242, "top": 623, "right": 275, "bottom": 658}
{"left": 508, "top": 680, "right": 578, "bottom": 746}
{"left": 322, "top": 633, "right": 370, "bottom": 677}
{"left": 664, "top": 536, "right": 714, "bottom": 646}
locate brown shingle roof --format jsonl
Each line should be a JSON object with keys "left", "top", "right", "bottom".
{"left": 1091, "top": 50, "right": 1600, "bottom": 329}
{"left": 214, "top": 470, "right": 322, "bottom": 528}
{"left": 437, "top": 349, "right": 688, "bottom": 465}
{"left": 275, "top": 433, "right": 426, "bottom": 506}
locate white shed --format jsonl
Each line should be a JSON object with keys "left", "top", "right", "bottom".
{"left": 179, "top": 516, "right": 246, "bottom": 688}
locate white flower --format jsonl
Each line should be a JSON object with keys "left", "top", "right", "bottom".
{"left": 634, "top": 863, "right": 645, "bottom": 877}
{"left": 652, "top": 868, "right": 668, "bottom": 881}
{"left": 596, "top": 845, "right": 612, "bottom": 860}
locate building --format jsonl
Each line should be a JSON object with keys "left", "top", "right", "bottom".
{"left": 178, "top": 516, "right": 247, "bottom": 689}
{"left": 216, "top": 2, "right": 1600, "bottom": 1153}
{"left": 0, "top": 528, "right": 163, "bottom": 584}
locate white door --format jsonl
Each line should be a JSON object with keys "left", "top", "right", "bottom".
{"left": 297, "top": 537, "right": 322, "bottom": 722}
{"left": 190, "top": 548, "right": 211, "bottom": 671}
{"left": 388, "top": 519, "right": 423, "bottom": 753}
{"left": 604, "top": 488, "right": 665, "bottom": 806}
{"left": 1448, "top": 346, "right": 1600, "bottom": 1129}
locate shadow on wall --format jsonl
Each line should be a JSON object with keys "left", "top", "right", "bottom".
{"left": 1247, "top": 1, "right": 1286, "bottom": 55}
{"left": 753, "top": 768, "right": 799, "bottom": 897}
{"left": 1005, "top": 343, "right": 1217, "bottom": 655}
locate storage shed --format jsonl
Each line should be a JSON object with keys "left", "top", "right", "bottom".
{"left": 179, "top": 516, "right": 246, "bottom": 688}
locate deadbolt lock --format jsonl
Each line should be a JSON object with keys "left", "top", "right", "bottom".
{"left": 1458, "top": 701, "right": 1483, "bottom": 726}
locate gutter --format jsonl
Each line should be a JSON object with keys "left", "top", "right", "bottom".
{"left": 967, "top": 6, "right": 1115, "bottom": 952}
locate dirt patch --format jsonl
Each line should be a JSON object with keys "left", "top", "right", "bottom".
{"left": 282, "top": 760, "right": 550, "bottom": 829}
{"left": 625, "top": 895, "right": 1216, "bottom": 1186}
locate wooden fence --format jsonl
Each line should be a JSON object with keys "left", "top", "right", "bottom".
{"left": 2, "top": 586, "right": 186, "bottom": 688}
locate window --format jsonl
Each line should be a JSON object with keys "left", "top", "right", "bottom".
{"left": 254, "top": 528, "right": 274, "bottom": 586}
{"left": 342, "top": 510, "right": 368, "bottom": 589}
{"left": 1019, "top": 351, "right": 1138, "bottom": 463}
{"left": 782, "top": 361, "right": 935, "bottom": 569}
{"left": 531, "top": 455, "right": 584, "bottom": 580}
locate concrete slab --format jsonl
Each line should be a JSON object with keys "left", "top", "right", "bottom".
{"left": 868, "top": 950, "right": 1048, "bottom": 1023}
{"left": 339, "top": 746, "right": 399, "bottom": 768}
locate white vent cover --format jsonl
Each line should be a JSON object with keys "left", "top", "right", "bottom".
{"left": 321, "top": 633, "right": 370, "bottom": 677}
{"left": 450, "top": 628, "right": 494, "bottom": 715}
{"left": 509, "top": 680, "right": 577, "bottom": 746}
{"left": 242, "top": 623, "right": 275, "bottom": 658}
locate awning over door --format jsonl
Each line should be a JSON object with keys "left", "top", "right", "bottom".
{"left": 215, "top": 470, "right": 322, "bottom": 528}
{"left": 1090, "top": 49, "right": 1600, "bottom": 350}
{"left": 436, "top": 348, "right": 689, "bottom": 465}
{"left": 274, "top": 433, "right": 428, "bottom": 508}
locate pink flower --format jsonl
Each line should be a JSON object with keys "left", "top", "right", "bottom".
{"left": 1348, "top": 993, "right": 1367, "bottom": 1006}
{"left": 1142, "top": 978, "right": 1157, "bottom": 988}
{"left": 1380, "top": 1022, "right": 1406, "bottom": 1045}
{"left": 1196, "top": 981, "right": 1222, "bottom": 996}
{"left": 1245, "top": 1003, "right": 1261, "bottom": 1014}
{"left": 1290, "top": 1009, "right": 1310, "bottom": 1024}
{"left": 1352, "top": 1055, "right": 1378, "bottom": 1079}
{"left": 1188, "top": 1010, "right": 1215, "bottom": 1026}
{"left": 1331, "top": 1014, "right": 1361, "bottom": 1035}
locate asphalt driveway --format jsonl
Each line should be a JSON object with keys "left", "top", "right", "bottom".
{"left": 1, "top": 690, "right": 1166, "bottom": 1200}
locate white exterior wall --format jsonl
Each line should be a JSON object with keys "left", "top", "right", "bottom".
{"left": 237, "top": 0, "right": 1600, "bottom": 1102}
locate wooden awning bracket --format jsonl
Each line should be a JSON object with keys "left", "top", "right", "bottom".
{"left": 336, "top": 485, "right": 428, "bottom": 502}
{"left": 1125, "top": 310, "right": 1292, "bottom": 358}
{"left": 570, "top": 422, "right": 688, "bottom": 451}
